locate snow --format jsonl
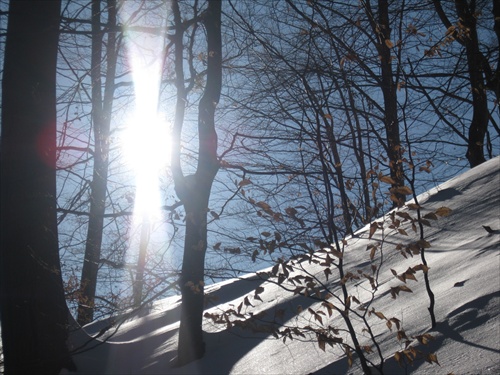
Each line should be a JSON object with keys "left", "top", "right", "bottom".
{"left": 63, "top": 156, "right": 500, "bottom": 374}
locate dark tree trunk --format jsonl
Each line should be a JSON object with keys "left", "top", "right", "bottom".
{"left": 361, "top": 0, "right": 405, "bottom": 206}
{"left": 375, "top": 0, "right": 405, "bottom": 206}
{"left": 0, "top": 1, "right": 75, "bottom": 373}
{"left": 77, "top": 0, "right": 118, "bottom": 325}
{"left": 455, "top": 0, "right": 489, "bottom": 167}
{"left": 490, "top": 0, "right": 500, "bottom": 102}
{"left": 172, "top": 0, "right": 222, "bottom": 365}
{"left": 433, "top": 0, "right": 490, "bottom": 167}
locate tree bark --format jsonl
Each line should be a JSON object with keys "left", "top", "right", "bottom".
{"left": 360, "top": 0, "right": 405, "bottom": 206}
{"left": 172, "top": 0, "right": 222, "bottom": 365}
{"left": 372, "top": 0, "right": 405, "bottom": 206}
{"left": 492, "top": 0, "right": 500, "bottom": 101}
{"left": 0, "top": 0, "right": 75, "bottom": 373}
{"left": 432, "top": 0, "right": 490, "bottom": 167}
{"left": 133, "top": 216, "right": 150, "bottom": 306}
{"left": 455, "top": 0, "right": 489, "bottom": 167}
{"left": 77, "top": 0, "right": 118, "bottom": 325}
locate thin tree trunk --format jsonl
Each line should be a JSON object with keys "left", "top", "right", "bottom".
{"left": 377, "top": 0, "right": 405, "bottom": 205}
{"left": 365, "top": 0, "right": 405, "bottom": 206}
{"left": 172, "top": 0, "right": 222, "bottom": 365}
{"left": 301, "top": 76, "right": 354, "bottom": 234}
{"left": 0, "top": 0, "right": 75, "bottom": 372}
{"left": 133, "top": 216, "right": 150, "bottom": 306}
{"left": 77, "top": 0, "right": 118, "bottom": 325}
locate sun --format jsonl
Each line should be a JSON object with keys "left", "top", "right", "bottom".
{"left": 121, "top": 112, "right": 170, "bottom": 218}
{"left": 119, "top": 35, "right": 170, "bottom": 219}
{"left": 121, "top": 63, "right": 170, "bottom": 219}
{"left": 116, "top": 0, "right": 174, "bottom": 307}
{"left": 118, "top": 1, "right": 170, "bottom": 220}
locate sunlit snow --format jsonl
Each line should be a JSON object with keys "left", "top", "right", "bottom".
{"left": 63, "top": 156, "right": 499, "bottom": 375}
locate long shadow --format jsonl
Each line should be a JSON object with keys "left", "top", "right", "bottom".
{"left": 158, "top": 281, "right": 334, "bottom": 375}
{"left": 66, "top": 274, "right": 273, "bottom": 373}
{"left": 435, "top": 291, "right": 500, "bottom": 353}
{"left": 312, "top": 291, "right": 500, "bottom": 375}
{"left": 420, "top": 187, "right": 462, "bottom": 204}
{"left": 187, "top": 289, "right": 321, "bottom": 374}
{"left": 70, "top": 272, "right": 270, "bottom": 344}
{"left": 457, "top": 168, "right": 500, "bottom": 192}
{"left": 204, "top": 272, "right": 271, "bottom": 309}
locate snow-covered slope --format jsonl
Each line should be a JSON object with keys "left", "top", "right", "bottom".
{"left": 64, "top": 156, "right": 500, "bottom": 374}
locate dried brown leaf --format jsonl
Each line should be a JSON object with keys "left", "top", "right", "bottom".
{"left": 318, "top": 337, "right": 326, "bottom": 351}
{"left": 416, "top": 239, "right": 432, "bottom": 248}
{"left": 396, "top": 211, "right": 413, "bottom": 221}
{"left": 426, "top": 352, "right": 439, "bottom": 365}
{"left": 399, "top": 285, "right": 413, "bottom": 293}
{"left": 435, "top": 206, "right": 452, "bottom": 217}
{"left": 395, "top": 186, "right": 413, "bottom": 195}
{"left": 238, "top": 179, "right": 252, "bottom": 187}
{"left": 419, "top": 218, "right": 432, "bottom": 227}
{"left": 379, "top": 175, "right": 396, "bottom": 184}
{"left": 423, "top": 212, "right": 438, "bottom": 220}
{"left": 369, "top": 222, "right": 378, "bottom": 239}
{"left": 394, "top": 351, "right": 403, "bottom": 367}
{"left": 324, "top": 268, "right": 332, "bottom": 281}
{"left": 330, "top": 249, "right": 343, "bottom": 259}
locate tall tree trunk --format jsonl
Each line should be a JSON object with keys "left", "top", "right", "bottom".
{"left": 171, "top": 0, "right": 222, "bottom": 365}
{"left": 133, "top": 217, "right": 150, "bottom": 306}
{"left": 378, "top": 0, "right": 405, "bottom": 205}
{"left": 365, "top": 0, "right": 405, "bottom": 206}
{"left": 77, "top": 0, "right": 118, "bottom": 325}
{"left": 455, "top": 0, "right": 489, "bottom": 167}
{"left": 0, "top": 0, "right": 75, "bottom": 373}
{"left": 492, "top": 0, "right": 500, "bottom": 102}
{"left": 432, "top": 0, "right": 490, "bottom": 167}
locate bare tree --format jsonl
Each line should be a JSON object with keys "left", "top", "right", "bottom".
{"left": 432, "top": 0, "right": 498, "bottom": 167}
{"left": 170, "top": 0, "right": 222, "bottom": 365}
{"left": 77, "top": 0, "right": 120, "bottom": 325}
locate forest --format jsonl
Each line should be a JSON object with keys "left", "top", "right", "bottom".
{"left": 0, "top": 0, "right": 498, "bottom": 373}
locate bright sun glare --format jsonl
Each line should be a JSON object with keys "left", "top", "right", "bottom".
{"left": 122, "top": 112, "right": 170, "bottom": 218}
{"left": 120, "top": 7, "right": 169, "bottom": 220}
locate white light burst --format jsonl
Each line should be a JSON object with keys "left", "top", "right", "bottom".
{"left": 120, "top": 3, "right": 169, "bottom": 220}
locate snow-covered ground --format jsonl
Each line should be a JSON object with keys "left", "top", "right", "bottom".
{"left": 65, "top": 156, "right": 500, "bottom": 374}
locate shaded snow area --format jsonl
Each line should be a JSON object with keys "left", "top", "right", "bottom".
{"left": 64, "top": 157, "right": 500, "bottom": 375}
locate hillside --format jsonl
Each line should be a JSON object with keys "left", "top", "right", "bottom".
{"left": 64, "top": 156, "right": 500, "bottom": 375}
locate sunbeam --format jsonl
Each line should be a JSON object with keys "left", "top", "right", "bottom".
{"left": 118, "top": 2, "right": 172, "bottom": 306}
{"left": 120, "top": 4, "right": 169, "bottom": 221}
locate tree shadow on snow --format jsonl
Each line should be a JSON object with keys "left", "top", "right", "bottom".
{"left": 312, "top": 291, "right": 500, "bottom": 375}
